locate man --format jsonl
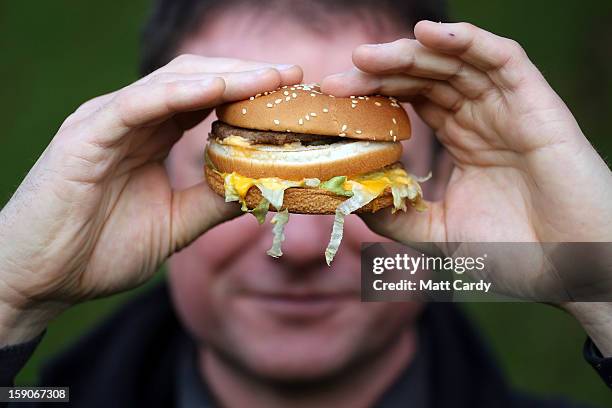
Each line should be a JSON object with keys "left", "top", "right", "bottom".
{"left": 0, "top": 0, "right": 611, "bottom": 407}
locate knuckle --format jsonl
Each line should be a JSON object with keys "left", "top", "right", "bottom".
{"left": 171, "top": 53, "right": 195, "bottom": 63}
{"left": 395, "top": 40, "right": 416, "bottom": 69}
{"left": 506, "top": 38, "right": 522, "bottom": 51}
{"left": 161, "top": 82, "right": 184, "bottom": 111}
{"left": 394, "top": 38, "right": 413, "bottom": 50}
{"left": 75, "top": 99, "right": 96, "bottom": 113}
{"left": 148, "top": 72, "right": 174, "bottom": 84}
{"left": 504, "top": 38, "right": 527, "bottom": 60}
{"left": 458, "top": 22, "right": 477, "bottom": 33}
{"left": 111, "top": 88, "right": 139, "bottom": 127}
{"left": 169, "top": 53, "right": 200, "bottom": 68}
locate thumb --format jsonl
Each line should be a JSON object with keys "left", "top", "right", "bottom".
{"left": 170, "top": 181, "right": 241, "bottom": 252}
{"left": 360, "top": 200, "right": 446, "bottom": 248}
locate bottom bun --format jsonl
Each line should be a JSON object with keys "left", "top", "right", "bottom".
{"left": 204, "top": 166, "right": 393, "bottom": 215}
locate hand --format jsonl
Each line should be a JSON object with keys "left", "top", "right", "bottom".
{"left": 322, "top": 21, "right": 612, "bottom": 343}
{"left": 0, "top": 55, "right": 302, "bottom": 345}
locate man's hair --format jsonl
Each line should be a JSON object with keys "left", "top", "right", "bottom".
{"left": 140, "top": 0, "right": 448, "bottom": 75}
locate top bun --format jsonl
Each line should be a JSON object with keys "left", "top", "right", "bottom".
{"left": 216, "top": 84, "right": 411, "bottom": 142}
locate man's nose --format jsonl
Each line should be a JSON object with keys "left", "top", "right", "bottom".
{"left": 280, "top": 213, "right": 333, "bottom": 265}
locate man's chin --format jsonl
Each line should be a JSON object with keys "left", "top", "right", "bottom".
{"left": 206, "top": 335, "right": 364, "bottom": 384}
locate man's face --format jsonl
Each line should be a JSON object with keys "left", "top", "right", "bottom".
{"left": 167, "top": 8, "right": 443, "bottom": 380}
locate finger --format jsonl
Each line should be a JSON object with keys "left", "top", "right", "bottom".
{"left": 84, "top": 68, "right": 287, "bottom": 146}
{"left": 322, "top": 68, "right": 465, "bottom": 112}
{"left": 68, "top": 65, "right": 302, "bottom": 132}
{"left": 142, "top": 54, "right": 303, "bottom": 85}
{"left": 411, "top": 99, "right": 449, "bottom": 132}
{"left": 60, "top": 92, "right": 118, "bottom": 130}
{"left": 351, "top": 39, "right": 494, "bottom": 99}
{"left": 148, "top": 68, "right": 290, "bottom": 101}
{"left": 360, "top": 200, "right": 446, "bottom": 245}
{"left": 170, "top": 181, "right": 242, "bottom": 252}
{"left": 414, "top": 21, "right": 540, "bottom": 91}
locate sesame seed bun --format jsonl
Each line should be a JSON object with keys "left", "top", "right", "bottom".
{"left": 216, "top": 84, "right": 410, "bottom": 142}
{"left": 204, "top": 165, "right": 395, "bottom": 215}
{"left": 207, "top": 138, "right": 402, "bottom": 180}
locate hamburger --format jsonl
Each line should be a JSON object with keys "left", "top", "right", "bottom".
{"left": 204, "top": 84, "right": 429, "bottom": 264}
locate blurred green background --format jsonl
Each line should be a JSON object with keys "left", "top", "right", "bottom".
{"left": 1, "top": 0, "right": 611, "bottom": 405}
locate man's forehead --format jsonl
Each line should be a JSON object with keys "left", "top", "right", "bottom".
{"left": 178, "top": 5, "right": 410, "bottom": 81}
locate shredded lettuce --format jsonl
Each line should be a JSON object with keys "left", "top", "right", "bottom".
{"left": 304, "top": 178, "right": 321, "bottom": 188}
{"left": 320, "top": 176, "right": 353, "bottom": 197}
{"left": 204, "top": 151, "right": 216, "bottom": 170}
{"left": 219, "top": 167, "right": 430, "bottom": 264}
{"left": 391, "top": 184, "right": 415, "bottom": 213}
{"left": 250, "top": 198, "right": 270, "bottom": 224}
{"left": 255, "top": 178, "right": 301, "bottom": 210}
{"left": 391, "top": 172, "right": 430, "bottom": 213}
{"left": 415, "top": 172, "right": 433, "bottom": 183}
{"left": 266, "top": 209, "right": 290, "bottom": 258}
{"left": 324, "top": 182, "right": 378, "bottom": 265}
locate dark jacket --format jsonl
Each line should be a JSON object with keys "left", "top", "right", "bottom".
{"left": 18, "top": 283, "right": 591, "bottom": 407}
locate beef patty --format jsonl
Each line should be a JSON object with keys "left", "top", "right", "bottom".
{"left": 210, "top": 121, "right": 339, "bottom": 146}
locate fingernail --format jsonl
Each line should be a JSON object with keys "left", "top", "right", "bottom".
{"left": 362, "top": 43, "right": 385, "bottom": 48}
{"left": 325, "top": 72, "right": 345, "bottom": 79}
{"left": 275, "top": 64, "right": 296, "bottom": 71}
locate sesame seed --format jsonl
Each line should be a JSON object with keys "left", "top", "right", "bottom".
{"left": 351, "top": 104, "right": 356, "bottom": 108}
{"left": 374, "top": 101, "right": 382, "bottom": 107}
{"left": 298, "top": 118, "right": 304, "bottom": 125}
{"left": 393, "top": 135, "right": 397, "bottom": 141}
{"left": 389, "top": 130, "right": 394, "bottom": 136}
{"left": 255, "top": 93, "right": 261, "bottom": 97}
{"left": 283, "top": 91, "right": 289, "bottom": 96}
{"left": 305, "top": 115, "right": 310, "bottom": 121}
{"left": 292, "top": 93, "right": 297, "bottom": 98}
{"left": 241, "top": 108, "right": 247, "bottom": 115}
{"left": 266, "top": 103, "right": 273, "bottom": 108}
{"left": 290, "top": 87, "right": 295, "bottom": 90}
{"left": 329, "top": 95, "right": 335, "bottom": 98}
{"left": 286, "top": 129, "right": 291, "bottom": 132}
{"left": 350, "top": 96, "right": 356, "bottom": 98}
{"left": 392, "top": 118, "right": 397, "bottom": 124}
{"left": 339, "top": 132, "right": 346, "bottom": 136}
{"left": 310, "top": 112, "right": 317, "bottom": 117}
{"left": 285, "top": 96, "right": 291, "bottom": 101}
{"left": 341, "top": 124, "right": 348, "bottom": 131}
{"left": 322, "top": 108, "right": 329, "bottom": 113}
{"left": 310, "top": 93, "right": 316, "bottom": 97}
{"left": 275, "top": 98, "right": 282, "bottom": 104}
{"left": 356, "top": 130, "right": 362, "bottom": 134}
{"left": 249, "top": 96, "right": 255, "bottom": 101}
{"left": 274, "top": 119, "right": 280, "bottom": 125}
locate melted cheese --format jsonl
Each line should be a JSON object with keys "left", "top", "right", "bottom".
{"left": 218, "top": 166, "right": 427, "bottom": 264}
{"left": 219, "top": 135, "right": 253, "bottom": 148}
{"left": 217, "top": 136, "right": 305, "bottom": 154}
{"left": 225, "top": 173, "right": 257, "bottom": 198}
{"left": 223, "top": 173, "right": 301, "bottom": 202}
{"left": 343, "top": 168, "right": 415, "bottom": 195}
{"left": 223, "top": 167, "right": 418, "bottom": 202}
